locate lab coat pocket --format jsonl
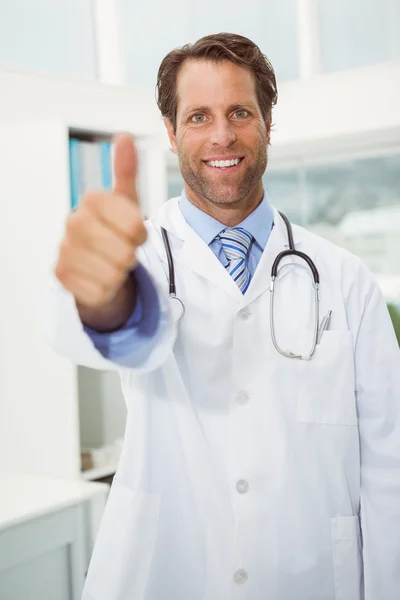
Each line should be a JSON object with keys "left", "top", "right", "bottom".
{"left": 331, "top": 516, "right": 363, "bottom": 600}
{"left": 84, "top": 481, "right": 161, "bottom": 600}
{"left": 297, "top": 331, "right": 357, "bottom": 425}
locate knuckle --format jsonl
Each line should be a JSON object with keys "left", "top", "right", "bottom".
{"left": 68, "top": 206, "right": 100, "bottom": 244}
{"left": 81, "top": 190, "right": 102, "bottom": 208}
{"left": 54, "top": 260, "right": 67, "bottom": 282}
{"left": 59, "top": 237, "right": 73, "bottom": 256}
{"left": 84, "top": 190, "right": 115, "bottom": 215}
{"left": 67, "top": 208, "right": 87, "bottom": 235}
{"left": 55, "top": 245, "right": 72, "bottom": 281}
{"left": 57, "top": 243, "right": 75, "bottom": 276}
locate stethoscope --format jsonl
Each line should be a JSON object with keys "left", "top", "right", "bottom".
{"left": 161, "top": 212, "right": 328, "bottom": 360}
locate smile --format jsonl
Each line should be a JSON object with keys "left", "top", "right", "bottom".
{"left": 204, "top": 157, "right": 244, "bottom": 169}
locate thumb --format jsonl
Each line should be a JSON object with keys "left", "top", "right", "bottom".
{"left": 112, "top": 133, "right": 138, "bottom": 202}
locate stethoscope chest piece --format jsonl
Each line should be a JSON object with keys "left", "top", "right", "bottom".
{"left": 161, "top": 226, "right": 186, "bottom": 324}
{"left": 170, "top": 293, "right": 185, "bottom": 324}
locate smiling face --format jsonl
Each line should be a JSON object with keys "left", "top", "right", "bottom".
{"left": 165, "top": 59, "right": 271, "bottom": 213}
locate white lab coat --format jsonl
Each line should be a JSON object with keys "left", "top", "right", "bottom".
{"left": 44, "top": 198, "right": 400, "bottom": 600}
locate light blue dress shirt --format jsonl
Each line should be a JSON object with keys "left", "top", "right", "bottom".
{"left": 84, "top": 191, "right": 274, "bottom": 363}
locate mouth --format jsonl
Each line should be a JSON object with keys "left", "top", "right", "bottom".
{"left": 203, "top": 157, "right": 245, "bottom": 171}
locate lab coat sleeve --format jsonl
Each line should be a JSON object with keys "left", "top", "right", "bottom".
{"left": 41, "top": 255, "right": 176, "bottom": 373}
{"left": 355, "top": 277, "right": 400, "bottom": 598}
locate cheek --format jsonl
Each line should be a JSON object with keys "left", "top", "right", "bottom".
{"left": 229, "top": 121, "right": 266, "bottom": 149}
{"left": 178, "top": 129, "right": 205, "bottom": 159}
{"left": 245, "top": 121, "right": 267, "bottom": 144}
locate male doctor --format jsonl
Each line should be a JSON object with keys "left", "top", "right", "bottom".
{"left": 45, "top": 33, "right": 400, "bottom": 600}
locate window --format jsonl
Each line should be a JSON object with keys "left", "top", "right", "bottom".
{"left": 167, "top": 166, "right": 184, "bottom": 200}
{"left": 119, "top": 0, "right": 192, "bottom": 89}
{"left": 190, "top": 0, "right": 300, "bottom": 82}
{"left": 316, "top": 0, "right": 400, "bottom": 73}
{"left": 265, "top": 152, "right": 400, "bottom": 284}
{"left": 0, "top": 0, "right": 97, "bottom": 78}
{"left": 120, "top": 0, "right": 300, "bottom": 86}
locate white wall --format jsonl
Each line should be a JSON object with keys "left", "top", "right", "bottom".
{"left": 0, "top": 69, "right": 162, "bottom": 135}
{"left": 0, "top": 70, "right": 165, "bottom": 478}
{"left": 272, "top": 60, "right": 400, "bottom": 157}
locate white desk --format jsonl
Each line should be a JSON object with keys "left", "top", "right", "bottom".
{"left": 0, "top": 471, "right": 109, "bottom": 600}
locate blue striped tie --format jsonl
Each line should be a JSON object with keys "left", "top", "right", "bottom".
{"left": 218, "top": 227, "right": 253, "bottom": 294}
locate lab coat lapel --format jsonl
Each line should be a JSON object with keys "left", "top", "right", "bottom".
{"left": 180, "top": 228, "right": 244, "bottom": 299}
{"left": 158, "top": 198, "right": 246, "bottom": 300}
{"left": 243, "top": 208, "right": 305, "bottom": 306}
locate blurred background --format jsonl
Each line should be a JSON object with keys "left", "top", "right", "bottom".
{"left": 0, "top": 1, "right": 399, "bottom": 598}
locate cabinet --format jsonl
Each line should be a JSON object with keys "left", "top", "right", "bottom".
{"left": 0, "top": 471, "right": 109, "bottom": 600}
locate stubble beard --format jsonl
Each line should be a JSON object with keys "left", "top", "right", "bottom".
{"left": 176, "top": 143, "right": 268, "bottom": 206}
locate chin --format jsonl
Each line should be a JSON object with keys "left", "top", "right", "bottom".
{"left": 205, "top": 184, "right": 248, "bottom": 205}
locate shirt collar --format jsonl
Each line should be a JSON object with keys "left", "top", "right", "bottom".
{"left": 178, "top": 189, "right": 273, "bottom": 250}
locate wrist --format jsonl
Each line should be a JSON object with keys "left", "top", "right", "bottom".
{"left": 77, "top": 276, "right": 137, "bottom": 332}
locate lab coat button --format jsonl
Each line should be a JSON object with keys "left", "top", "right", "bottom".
{"left": 234, "top": 569, "right": 248, "bottom": 584}
{"left": 238, "top": 307, "right": 251, "bottom": 320}
{"left": 236, "top": 391, "right": 249, "bottom": 405}
{"left": 236, "top": 480, "right": 249, "bottom": 493}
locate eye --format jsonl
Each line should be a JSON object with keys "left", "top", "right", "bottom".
{"left": 233, "top": 109, "right": 249, "bottom": 119}
{"left": 191, "top": 114, "right": 206, "bottom": 124}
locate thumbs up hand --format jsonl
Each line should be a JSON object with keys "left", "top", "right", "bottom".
{"left": 55, "top": 134, "right": 147, "bottom": 310}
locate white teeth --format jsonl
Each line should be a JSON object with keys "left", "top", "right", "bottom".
{"left": 206, "top": 158, "right": 241, "bottom": 168}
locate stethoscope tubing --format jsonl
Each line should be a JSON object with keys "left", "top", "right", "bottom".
{"left": 160, "top": 212, "right": 320, "bottom": 358}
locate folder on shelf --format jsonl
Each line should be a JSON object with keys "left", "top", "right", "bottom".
{"left": 79, "top": 141, "right": 103, "bottom": 193}
{"left": 68, "top": 138, "right": 80, "bottom": 210}
{"left": 100, "top": 141, "right": 112, "bottom": 190}
{"left": 69, "top": 138, "right": 113, "bottom": 210}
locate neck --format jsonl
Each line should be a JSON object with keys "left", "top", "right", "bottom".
{"left": 184, "top": 181, "right": 264, "bottom": 227}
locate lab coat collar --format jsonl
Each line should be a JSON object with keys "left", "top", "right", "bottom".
{"left": 178, "top": 189, "right": 274, "bottom": 250}
{"left": 157, "top": 197, "right": 305, "bottom": 303}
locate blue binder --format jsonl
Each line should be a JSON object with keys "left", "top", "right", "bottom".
{"left": 100, "top": 141, "right": 112, "bottom": 190}
{"left": 69, "top": 138, "right": 80, "bottom": 210}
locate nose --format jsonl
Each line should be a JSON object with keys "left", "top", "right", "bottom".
{"left": 209, "top": 117, "right": 237, "bottom": 147}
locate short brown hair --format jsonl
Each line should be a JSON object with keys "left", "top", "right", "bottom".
{"left": 156, "top": 32, "right": 278, "bottom": 132}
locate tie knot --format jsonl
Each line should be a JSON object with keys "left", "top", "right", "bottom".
{"left": 218, "top": 227, "right": 253, "bottom": 262}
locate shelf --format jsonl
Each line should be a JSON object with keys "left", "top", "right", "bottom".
{"left": 81, "top": 464, "right": 117, "bottom": 481}
{"left": 68, "top": 127, "right": 113, "bottom": 143}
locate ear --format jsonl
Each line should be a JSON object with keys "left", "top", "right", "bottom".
{"left": 265, "top": 114, "right": 272, "bottom": 145}
{"left": 163, "top": 117, "right": 178, "bottom": 154}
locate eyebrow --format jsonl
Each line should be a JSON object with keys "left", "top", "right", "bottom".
{"left": 182, "top": 105, "right": 210, "bottom": 118}
{"left": 182, "top": 102, "right": 258, "bottom": 118}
